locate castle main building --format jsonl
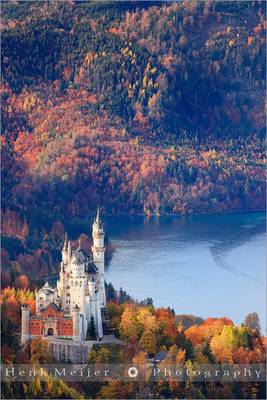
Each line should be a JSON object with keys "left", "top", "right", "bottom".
{"left": 21, "top": 209, "right": 106, "bottom": 344}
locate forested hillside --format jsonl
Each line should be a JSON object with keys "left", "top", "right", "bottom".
{"left": 1, "top": 1, "right": 266, "bottom": 280}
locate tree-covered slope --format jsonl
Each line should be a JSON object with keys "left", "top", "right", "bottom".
{"left": 2, "top": 1, "right": 265, "bottom": 137}
{"left": 1, "top": 1, "right": 266, "bottom": 279}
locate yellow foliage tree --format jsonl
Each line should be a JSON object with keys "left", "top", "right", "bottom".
{"left": 140, "top": 329, "right": 157, "bottom": 356}
{"left": 119, "top": 305, "right": 138, "bottom": 341}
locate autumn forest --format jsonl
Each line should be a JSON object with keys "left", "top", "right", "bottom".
{"left": 1, "top": 1, "right": 266, "bottom": 399}
{"left": 1, "top": 0, "right": 266, "bottom": 276}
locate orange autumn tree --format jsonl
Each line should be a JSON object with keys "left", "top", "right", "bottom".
{"left": 185, "top": 317, "right": 234, "bottom": 346}
{"left": 1, "top": 287, "right": 36, "bottom": 363}
{"left": 1, "top": 287, "right": 36, "bottom": 320}
{"left": 155, "top": 308, "right": 178, "bottom": 346}
{"left": 99, "top": 381, "right": 135, "bottom": 399}
{"left": 184, "top": 325, "right": 204, "bottom": 346}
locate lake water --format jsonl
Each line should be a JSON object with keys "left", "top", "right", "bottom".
{"left": 104, "top": 212, "right": 266, "bottom": 331}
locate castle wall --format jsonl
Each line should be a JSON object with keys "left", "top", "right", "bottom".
{"left": 29, "top": 318, "right": 43, "bottom": 335}
{"left": 50, "top": 339, "right": 94, "bottom": 363}
{"left": 29, "top": 316, "right": 73, "bottom": 338}
{"left": 58, "top": 319, "right": 73, "bottom": 337}
{"left": 40, "top": 306, "right": 63, "bottom": 318}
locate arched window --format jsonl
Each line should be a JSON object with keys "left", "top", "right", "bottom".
{"left": 47, "top": 328, "right": 54, "bottom": 336}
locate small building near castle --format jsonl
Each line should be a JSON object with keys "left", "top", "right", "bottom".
{"left": 21, "top": 209, "right": 106, "bottom": 345}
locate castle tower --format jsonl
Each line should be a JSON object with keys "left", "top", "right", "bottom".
{"left": 21, "top": 304, "right": 30, "bottom": 344}
{"left": 91, "top": 208, "right": 106, "bottom": 307}
{"left": 72, "top": 305, "right": 81, "bottom": 341}
{"left": 88, "top": 278, "right": 103, "bottom": 339}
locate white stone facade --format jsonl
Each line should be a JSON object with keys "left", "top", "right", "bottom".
{"left": 34, "top": 210, "right": 106, "bottom": 340}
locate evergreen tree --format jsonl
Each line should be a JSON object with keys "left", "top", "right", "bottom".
{"left": 106, "top": 282, "right": 116, "bottom": 301}
{"left": 176, "top": 332, "right": 195, "bottom": 360}
{"left": 244, "top": 312, "right": 261, "bottom": 332}
{"left": 87, "top": 316, "right": 97, "bottom": 340}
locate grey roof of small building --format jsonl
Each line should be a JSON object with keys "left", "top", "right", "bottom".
{"left": 40, "top": 282, "right": 56, "bottom": 292}
{"left": 42, "top": 289, "right": 54, "bottom": 295}
{"left": 73, "top": 247, "right": 91, "bottom": 264}
{"left": 154, "top": 351, "right": 168, "bottom": 361}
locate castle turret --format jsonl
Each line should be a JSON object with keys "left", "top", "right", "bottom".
{"left": 91, "top": 208, "right": 106, "bottom": 307}
{"left": 21, "top": 304, "right": 30, "bottom": 344}
{"left": 72, "top": 305, "right": 81, "bottom": 341}
{"left": 67, "top": 240, "right": 72, "bottom": 262}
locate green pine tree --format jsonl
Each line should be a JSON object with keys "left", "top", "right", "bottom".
{"left": 87, "top": 316, "right": 96, "bottom": 340}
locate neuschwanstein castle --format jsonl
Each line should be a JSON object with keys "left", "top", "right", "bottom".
{"left": 21, "top": 209, "right": 106, "bottom": 349}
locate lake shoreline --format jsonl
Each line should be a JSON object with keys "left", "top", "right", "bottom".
{"left": 92, "top": 208, "right": 266, "bottom": 218}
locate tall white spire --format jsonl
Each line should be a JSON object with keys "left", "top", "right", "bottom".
{"left": 96, "top": 206, "right": 100, "bottom": 222}
{"left": 92, "top": 207, "right": 106, "bottom": 307}
{"left": 94, "top": 206, "right": 102, "bottom": 229}
{"left": 68, "top": 240, "right": 72, "bottom": 261}
{"left": 63, "top": 233, "right": 68, "bottom": 251}
{"left": 62, "top": 232, "right": 69, "bottom": 264}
